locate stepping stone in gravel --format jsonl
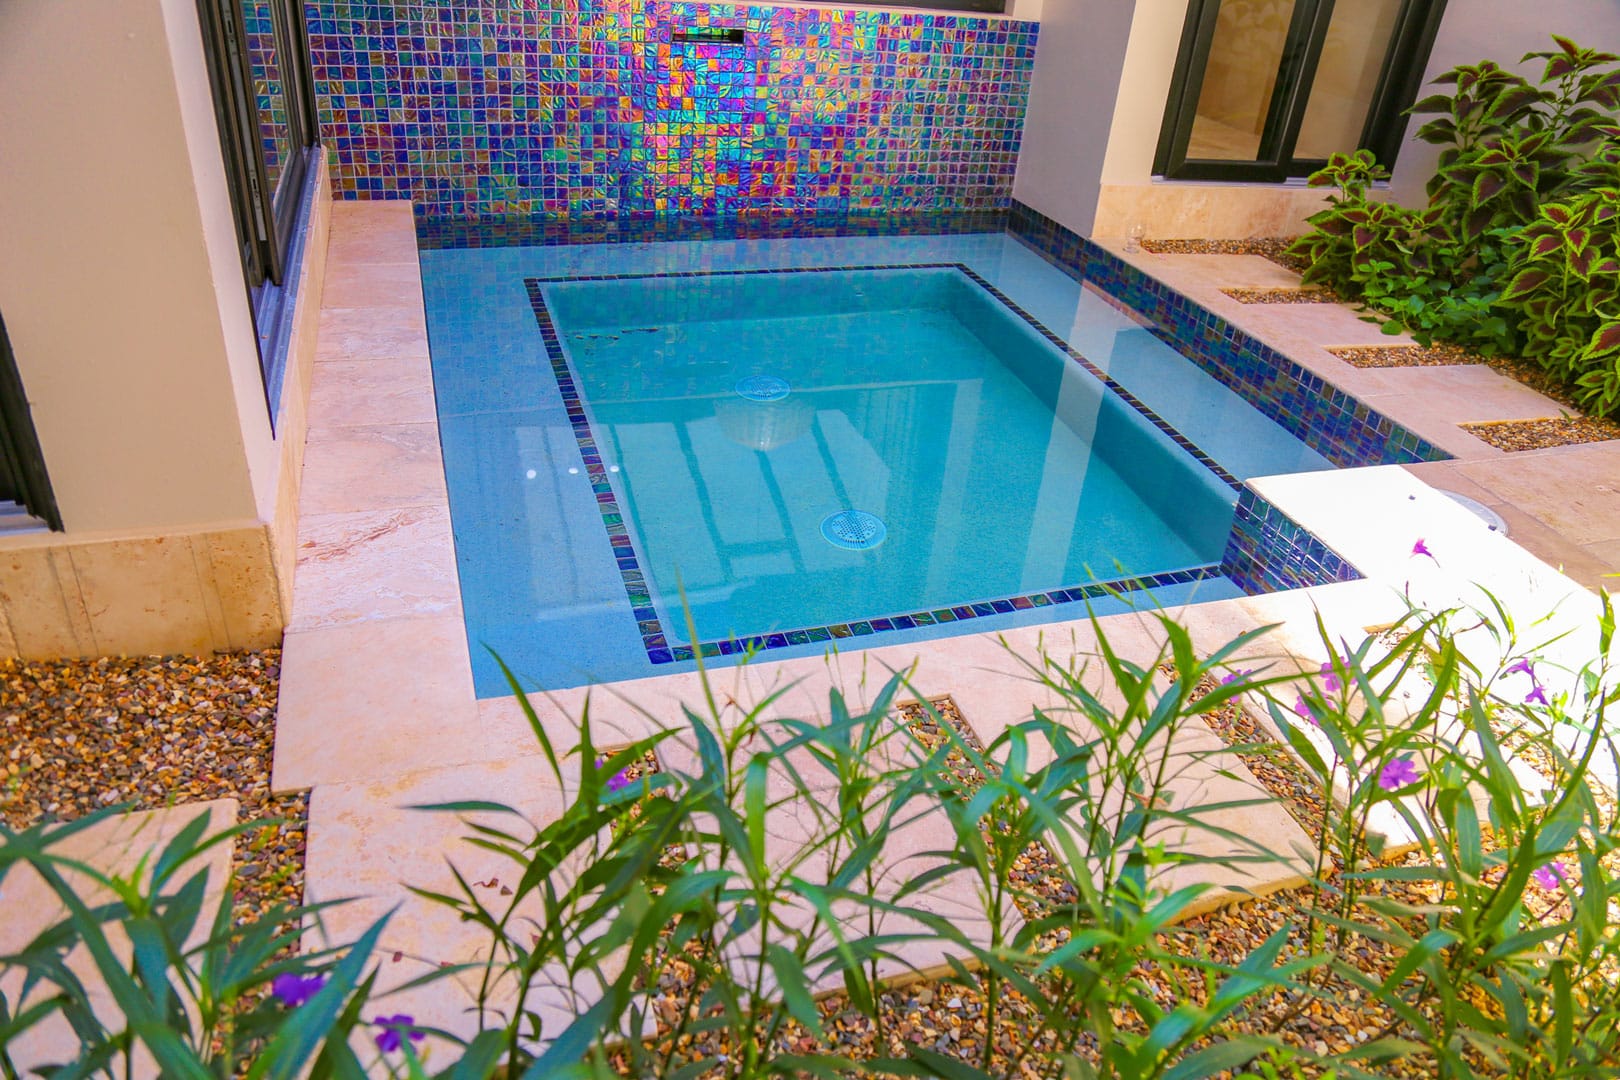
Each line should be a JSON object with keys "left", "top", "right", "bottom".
{"left": 0, "top": 800, "right": 238, "bottom": 1078}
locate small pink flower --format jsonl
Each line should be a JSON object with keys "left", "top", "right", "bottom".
{"left": 1525, "top": 684, "right": 1550, "bottom": 707}
{"left": 1221, "top": 668, "right": 1253, "bottom": 686}
{"left": 1532, "top": 861, "right": 1568, "bottom": 891}
{"left": 1320, "top": 659, "right": 1342, "bottom": 694}
{"left": 1378, "top": 756, "right": 1421, "bottom": 791}
{"left": 1412, "top": 538, "right": 1437, "bottom": 562}
{"left": 1293, "top": 694, "right": 1318, "bottom": 727}
{"left": 1506, "top": 658, "right": 1537, "bottom": 680}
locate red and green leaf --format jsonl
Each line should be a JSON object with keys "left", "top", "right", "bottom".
{"left": 1500, "top": 268, "right": 1552, "bottom": 301}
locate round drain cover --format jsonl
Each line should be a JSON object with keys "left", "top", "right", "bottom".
{"left": 821, "top": 509, "right": 887, "bottom": 550}
{"left": 735, "top": 375, "right": 791, "bottom": 402}
{"left": 1439, "top": 489, "right": 1509, "bottom": 535}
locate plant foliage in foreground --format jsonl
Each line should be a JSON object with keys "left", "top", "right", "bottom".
{"left": 3, "top": 591, "right": 1619, "bottom": 1078}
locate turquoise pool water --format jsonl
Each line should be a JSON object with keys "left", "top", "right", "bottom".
{"left": 547, "top": 265, "right": 1235, "bottom": 650}
{"left": 422, "top": 231, "right": 1332, "bottom": 694}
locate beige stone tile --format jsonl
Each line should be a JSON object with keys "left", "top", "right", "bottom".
{"left": 326, "top": 200, "right": 418, "bottom": 266}
{"left": 272, "top": 615, "right": 479, "bottom": 791}
{"left": 68, "top": 536, "right": 214, "bottom": 657}
{"left": 1233, "top": 301, "right": 1414, "bottom": 348}
{"left": 0, "top": 601, "right": 16, "bottom": 658}
{"left": 307, "top": 357, "right": 438, "bottom": 429}
{"left": 315, "top": 304, "right": 429, "bottom": 362}
{"left": 303, "top": 759, "right": 619, "bottom": 1051}
{"left": 1452, "top": 443, "right": 1620, "bottom": 546}
{"left": 1580, "top": 538, "right": 1620, "bottom": 582}
{"left": 319, "top": 261, "right": 425, "bottom": 310}
{"left": 290, "top": 506, "right": 460, "bottom": 631}
{"left": 204, "top": 526, "right": 285, "bottom": 648}
{"left": 1486, "top": 505, "right": 1619, "bottom": 591}
{"left": 298, "top": 423, "right": 447, "bottom": 516}
{"left": 1149, "top": 253, "right": 1305, "bottom": 290}
{"left": 0, "top": 800, "right": 236, "bottom": 1077}
{"left": 0, "top": 545, "right": 95, "bottom": 657}
{"left": 1361, "top": 365, "right": 1566, "bottom": 423}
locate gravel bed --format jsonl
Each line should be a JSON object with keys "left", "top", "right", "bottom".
{"left": 0, "top": 650, "right": 301, "bottom": 929}
{"left": 1222, "top": 286, "right": 1341, "bottom": 305}
{"left": 1461, "top": 415, "right": 1620, "bottom": 452}
{"left": 1328, "top": 343, "right": 1479, "bottom": 368}
{"left": 1140, "top": 237, "right": 1310, "bottom": 274}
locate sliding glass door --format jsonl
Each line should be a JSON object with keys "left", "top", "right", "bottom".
{"left": 1155, "top": 0, "right": 1448, "bottom": 182}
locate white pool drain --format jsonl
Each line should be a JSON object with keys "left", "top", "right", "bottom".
{"left": 821, "top": 510, "right": 887, "bottom": 550}
{"left": 735, "top": 375, "right": 791, "bottom": 402}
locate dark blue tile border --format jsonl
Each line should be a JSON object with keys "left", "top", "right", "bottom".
{"left": 523, "top": 264, "right": 1227, "bottom": 666}
{"left": 1006, "top": 201, "right": 1450, "bottom": 471}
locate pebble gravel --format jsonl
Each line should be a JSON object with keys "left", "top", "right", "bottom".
{"left": 1221, "top": 286, "right": 1342, "bottom": 305}
{"left": 0, "top": 650, "right": 303, "bottom": 929}
{"left": 1461, "top": 415, "right": 1620, "bottom": 452}
{"left": 1140, "top": 237, "right": 1310, "bottom": 274}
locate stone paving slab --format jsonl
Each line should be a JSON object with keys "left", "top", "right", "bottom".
{"left": 0, "top": 800, "right": 238, "bottom": 1077}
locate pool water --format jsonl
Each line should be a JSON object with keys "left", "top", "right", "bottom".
{"left": 546, "top": 265, "right": 1237, "bottom": 650}
{"left": 422, "top": 231, "right": 1332, "bottom": 694}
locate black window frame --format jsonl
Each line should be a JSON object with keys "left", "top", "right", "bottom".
{"left": 1153, "top": 0, "right": 1449, "bottom": 183}
{"left": 195, "top": 0, "right": 321, "bottom": 417}
{"left": 0, "top": 311, "right": 62, "bottom": 531}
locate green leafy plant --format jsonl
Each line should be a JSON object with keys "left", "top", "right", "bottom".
{"left": 8, "top": 589, "right": 1620, "bottom": 1077}
{"left": 1496, "top": 189, "right": 1620, "bottom": 414}
{"left": 1287, "top": 35, "right": 1620, "bottom": 398}
{"left": 0, "top": 808, "right": 407, "bottom": 1078}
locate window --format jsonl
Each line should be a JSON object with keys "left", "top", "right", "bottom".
{"left": 1154, "top": 0, "right": 1448, "bottom": 182}
{"left": 0, "top": 311, "right": 61, "bottom": 531}
{"left": 195, "top": 0, "right": 320, "bottom": 424}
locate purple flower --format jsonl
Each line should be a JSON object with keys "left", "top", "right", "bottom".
{"left": 1293, "top": 694, "right": 1319, "bottom": 727}
{"left": 1412, "top": 538, "right": 1437, "bottom": 562}
{"left": 1506, "top": 658, "right": 1537, "bottom": 680}
{"left": 1378, "top": 756, "right": 1422, "bottom": 791}
{"left": 270, "top": 972, "right": 325, "bottom": 1008}
{"left": 1221, "top": 668, "right": 1254, "bottom": 686}
{"left": 1532, "top": 861, "right": 1568, "bottom": 891}
{"left": 1320, "top": 659, "right": 1342, "bottom": 694}
{"left": 596, "top": 756, "right": 632, "bottom": 793}
{"left": 1526, "top": 684, "right": 1550, "bottom": 707}
{"left": 373, "top": 1014, "right": 425, "bottom": 1054}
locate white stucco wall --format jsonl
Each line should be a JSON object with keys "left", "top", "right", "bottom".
{"left": 0, "top": 0, "right": 278, "bottom": 534}
{"left": 1011, "top": 0, "right": 1139, "bottom": 236}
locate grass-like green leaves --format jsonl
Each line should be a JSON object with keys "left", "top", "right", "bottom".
{"left": 6, "top": 591, "right": 1620, "bottom": 1077}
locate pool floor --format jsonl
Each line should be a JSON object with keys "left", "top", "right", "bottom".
{"left": 422, "top": 230, "right": 1330, "bottom": 693}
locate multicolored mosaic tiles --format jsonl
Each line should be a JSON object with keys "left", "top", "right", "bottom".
{"left": 306, "top": 1, "right": 1038, "bottom": 217}
{"left": 1220, "top": 489, "right": 1361, "bottom": 595}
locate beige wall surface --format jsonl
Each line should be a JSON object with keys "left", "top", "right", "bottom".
{"left": 0, "top": 0, "right": 275, "bottom": 535}
{"left": 1387, "top": 0, "right": 1620, "bottom": 205}
{"left": 1011, "top": 0, "right": 1139, "bottom": 237}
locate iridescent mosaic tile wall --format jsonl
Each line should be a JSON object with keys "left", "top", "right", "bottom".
{"left": 305, "top": 0, "right": 1038, "bottom": 217}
